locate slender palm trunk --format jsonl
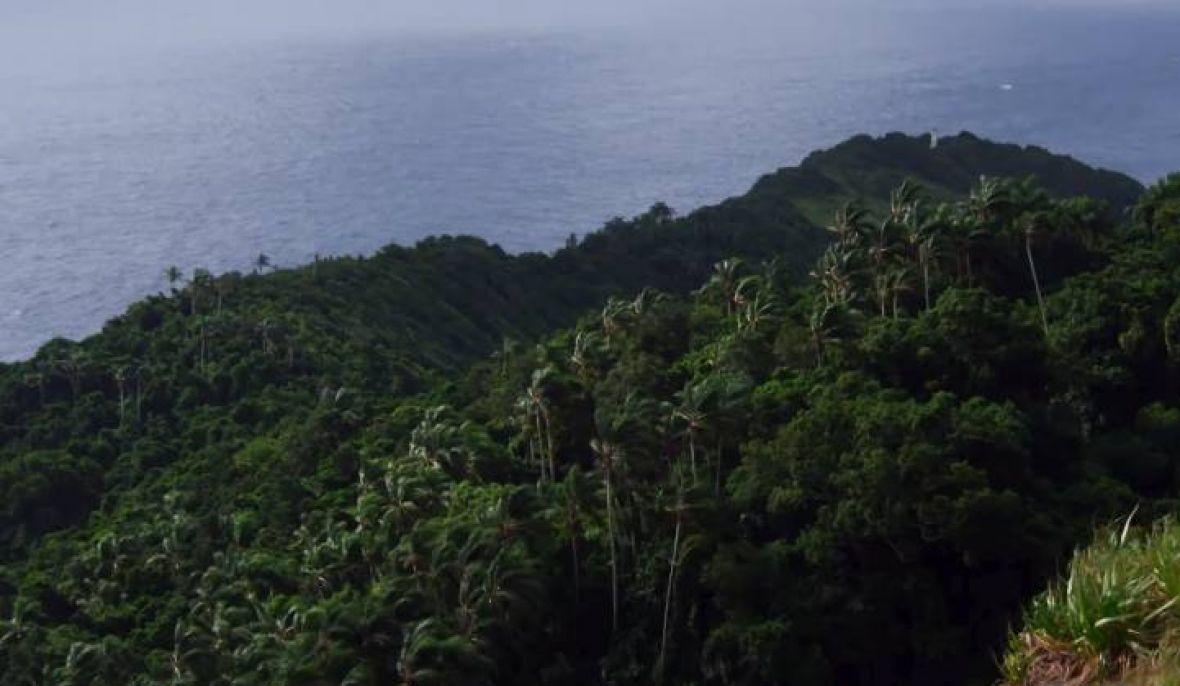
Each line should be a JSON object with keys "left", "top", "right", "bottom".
{"left": 1026, "top": 234, "right": 1050, "bottom": 337}
{"left": 199, "top": 324, "right": 207, "bottom": 373}
{"left": 605, "top": 473, "right": 619, "bottom": 633}
{"left": 875, "top": 269, "right": 887, "bottom": 318}
{"left": 714, "top": 438, "right": 723, "bottom": 498}
{"left": 544, "top": 412, "right": 557, "bottom": 482}
{"left": 658, "top": 505, "right": 683, "bottom": 681}
{"left": 687, "top": 433, "right": 697, "bottom": 482}
{"left": 922, "top": 246, "right": 931, "bottom": 310}
{"left": 534, "top": 411, "right": 548, "bottom": 482}
{"left": 570, "top": 532, "right": 581, "bottom": 606}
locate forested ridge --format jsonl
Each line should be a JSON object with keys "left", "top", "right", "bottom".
{"left": 0, "top": 132, "right": 1172, "bottom": 685}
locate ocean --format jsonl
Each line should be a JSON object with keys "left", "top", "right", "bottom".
{"left": 1, "top": 5, "right": 1178, "bottom": 360}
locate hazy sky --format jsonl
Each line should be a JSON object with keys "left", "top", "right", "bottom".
{"left": 4, "top": 0, "right": 1169, "bottom": 39}
{"left": 0, "top": 0, "right": 1173, "bottom": 69}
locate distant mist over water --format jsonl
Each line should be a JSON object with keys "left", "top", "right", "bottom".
{"left": 0, "top": 6, "right": 1178, "bottom": 359}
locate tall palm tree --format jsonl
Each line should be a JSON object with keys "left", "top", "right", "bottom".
{"left": 631, "top": 287, "right": 666, "bottom": 318}
{"left": 569, "top": 331, "right": 599, "bottom": 383}
{"left": 761, "top": 255, "right": 785, "bottom": 291}
{"left": 495, "top": 337, "right": 519, "bottom": 378}
{"left": 645, "top": 201, "right": 675, "bottom": 225}
{"left": 527, "top": 368, "right": 557, "bottom": 483}
{"left": 671, "top": 383, "right": 708, "bottom": 481}
{"left": 868, "top": 200, "right": 908, "bottom": 316}
{"left": 1008, "top": 176, "right": 1052, "bottom": 215}
{"left": 133, "top": 365, "right": 145, "bottom": 423}
{"left": 256, "top": 318, "right": 275, "bottom": 355}
{"left": 887, "top": 267, "right": 914, "bottom": 319}
{"left": 515, "top": 368, "right": 556, "bottom": 483}
{"left": 189, "top": 268, "right": 212, "bottom": 316}
{"left": 113, "top": 364, "right": 129, "bottom": 425}
{"left": 899, "top": 200, "right": 945, "bottom": 311}
{"left": 409, "top": 406, "right": 472, "bottom": 479}
{"left": 967, "top": 175, "right": 1012, "bottom": 225}
{"left": 590, "top": 434, "right": 624, "bottom": 634}
{"left": 552, "top": 468, "right": 594, "bottom": 606}
{"left": 739, "top": 292, "right": 776, "bottom": 335}
{"left": 55, "top": 640, "right": 111, "bottom": 686}
{"left": 195, "top": 315, "right": 210, "bottom": 373}
{"left": 889, "top": 179, "right": 923, "bottom": 223}
{"left": 810, "top": 245, "right": 858, "bottom": 308}
{"left": 873, "top": 268, "right": 891, "bottom": 318}
{"left": 826, "top": 202, "right": 871, "bottom": 250}
{"left": 918, "top": 218, "right": 944, "bottom": 310}
{"left": 1024, "top": 214, "right": 1051, "bottom": 337}
{"left": 600, "top": 297, "right": 629, "bottom": 347}
{"left": 55, "top": 348, "right": 89, "bottom": 400}
{"left": 212, "top": 274, "right": 238, "bottom": 314}
{"left": 809, "top": 303, "right": 841, "bottom": 368}
{"left": 733, "top": 276, "right": 776, "bottom": 335}
{"left": 956, "top": 176, "right": 1014, "bottom": 285}
{"left": 514, "top": 395, "right": 543, "bottom": 481}
{"left": 705, "top": 373, "right": 751, "bottom": 498}
{"left": 395, "top": 618, "right": 492, "bottom": 686}
{"left": 705, "top": 259, "right": 745, "bottom": 316}
{"left": 658, "top": 481, "right": 690, "bottom": 681}
{"left": 948, "top": 213, "right": 987, "bottom": 286}
{"left": 163, "top": 265, "right": 183, "bottom": 293}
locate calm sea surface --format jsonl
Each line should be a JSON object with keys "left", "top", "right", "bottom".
{"left": 1, "top": 7, "right": 1178, "bottom": 360}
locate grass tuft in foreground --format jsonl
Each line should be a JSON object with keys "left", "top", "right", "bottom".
{"left": 1004, "top": 513, "right": 1180, "bottom": 685}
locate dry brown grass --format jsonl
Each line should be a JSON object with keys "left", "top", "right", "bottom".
{"left": 1007, "top": 626, "right": 1180, "bottom": 686}
{"left": 1009, "top": 633, "right": 1103, "bottom": 686}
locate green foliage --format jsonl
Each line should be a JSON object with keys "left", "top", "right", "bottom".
{"left": 0, "top": 133, "right": 1172, "bottom": 686}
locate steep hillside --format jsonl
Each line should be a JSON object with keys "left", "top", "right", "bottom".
{"left": 0, "top": 133, "right": 1161, "bottom": 686}
{"left": 754, "top": 131, "right": 1143, "bottom": 226}
{"left": 0, "top": 132, "right": 1139, "bottom": 556}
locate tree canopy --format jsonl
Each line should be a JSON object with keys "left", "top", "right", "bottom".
{"left": 0, "top": 133, "right": 1168, "bottom": 686}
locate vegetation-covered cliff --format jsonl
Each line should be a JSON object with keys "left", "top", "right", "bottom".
{"left": 0, "top": 132, "right": 1170, "bottom": 686}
